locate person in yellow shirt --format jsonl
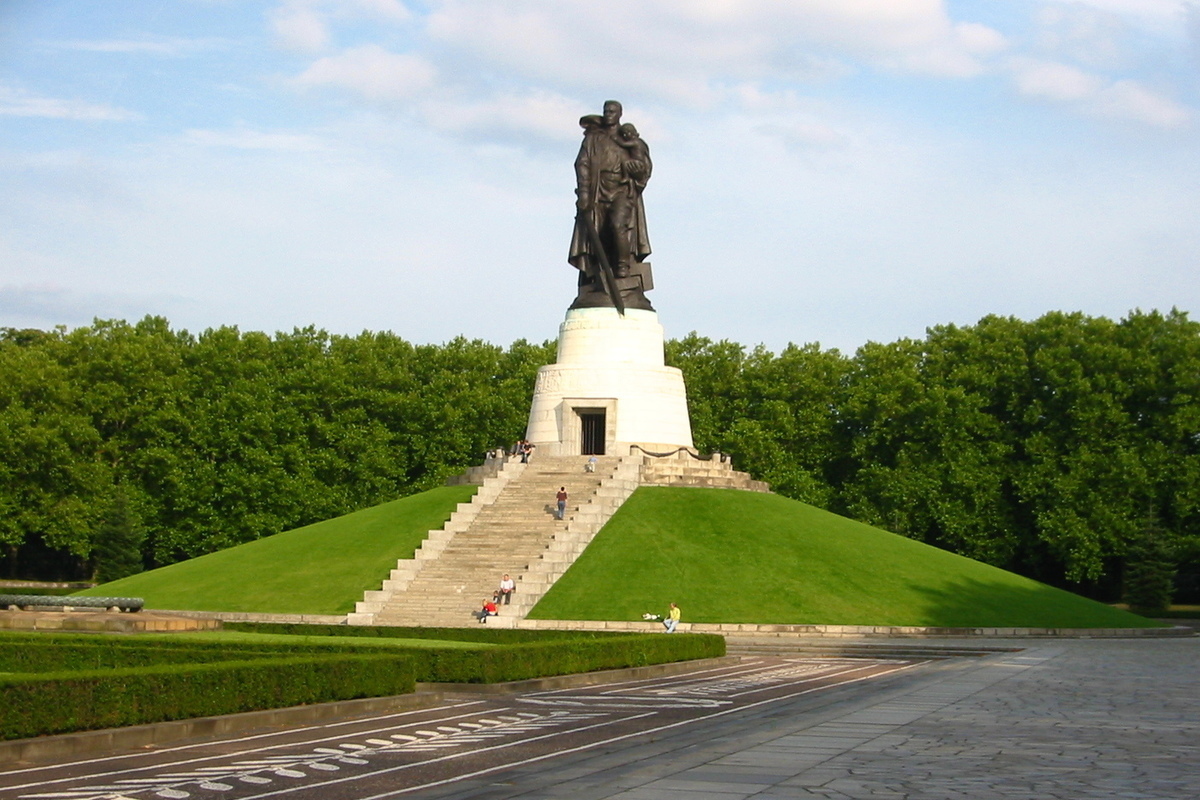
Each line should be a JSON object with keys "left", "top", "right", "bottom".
{"left": 664, "top": 602, "right": 681, "bottom": 633}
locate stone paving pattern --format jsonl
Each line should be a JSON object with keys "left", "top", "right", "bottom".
{"left": 426, "top": 637, "right": 1198, "bottom": 800}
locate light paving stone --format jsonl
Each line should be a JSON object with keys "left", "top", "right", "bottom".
{"left": 416, "top": 637, "right": 1199, "bottom": 800}
{"left": 642, "top": 777, "right": 773, "bottom": 792}
{"left": 607, "top": 788, "right": 753, "bottom": 800}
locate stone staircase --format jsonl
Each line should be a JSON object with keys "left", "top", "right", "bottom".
{"left": 348, "top": 450, "right": 769, "bottom": 628}
{"left": 503, "top": 456, "right": 642, "bottom": 620}
{"left": 637, "top": 449, "right": 771, "bottom": 492}
{"left": 350, "top": 455, "right": 630, "bottom": 627}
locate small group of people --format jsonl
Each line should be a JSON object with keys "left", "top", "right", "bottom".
{"left": 512, "top": 440, "right": 536, "bottom": 463}
{"left": 474, "top": 573, "right": 517, "bottom": 623}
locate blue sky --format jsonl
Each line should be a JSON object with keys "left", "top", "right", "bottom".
{"left": 2, "top": 0, "right": 1198, "bottom": 353}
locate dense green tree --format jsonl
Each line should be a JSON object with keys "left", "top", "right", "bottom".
{"left": 838, "top": 332, "right": 1020, "bottom": 568}
{"left": 0, "top": 333, "right": 111, "bottom": 571}
{"left": 92, "top": 486, "right": 146, "bottom": 583}
{"left": 666, "top": 335, "right": 845, "bottom": 506}
{"left": 2, "top": 310, "right": 1198, "bottom": 602}
{"left": 1122, "top": 516, "right": 1176, "bottom": 614}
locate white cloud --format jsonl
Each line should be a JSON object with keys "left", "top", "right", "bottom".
{"left": 1013, "top": 59, "right": 1104, "bottom": 101}
{"left": 423, "top": 0, "right": 1008, "bottom": 103}
{"left": 955, "top": 21, "right": 1008, "bottom": 55}
{"left": 47, "top": 36, "right": 229, "bottom": 56}
{"left": 755, "top": 120, "right": 849, "bottom": 150}
{"left": 1095, "top": 79, "right": 1191, "bottom": 127}
{"left": 269, "top": 0, "right": 412, "bottom": 52}
{"left": 182, "top": 128, "right": 325, "bottom": 151}
{"left": 0, "top": 85, "right": 139, "bottom": 121}
{"left": 1188, "top": 3, "right": 1200, "bottom": 64}
{"left": 270, "top": 4, "right": 331, "bottom": 52}
{"left": 291, "top": 44, "right": 435, "bottom": 99}
{"left": 347, "top": 0, "right": 411, "bottom": 22}
{"left": 419, "top": 91, "right": 587, "bottom": 144}
{"left": 895, "top": 21, "right": 1007, "bottom": 77}
{"left": 1047, "top": 0, "right": 1185, "bottom": 32}
{"left": 1010, "top": 58, "right": 1189, "bottom": 127}
{"left": 1033, "top": 3, "right": 1130, "bottom": 68}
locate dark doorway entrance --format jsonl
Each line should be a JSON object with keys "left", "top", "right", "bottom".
{"left": 580, "top": 411, "right": 606, "bottom": 455}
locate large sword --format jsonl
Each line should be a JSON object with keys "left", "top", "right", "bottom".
{"left": 576, "top": 209, "right": 625, "bottom": 316}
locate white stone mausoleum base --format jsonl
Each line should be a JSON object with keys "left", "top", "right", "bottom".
{"left": 525, "top": 307, "right": 694, "bottom": 457}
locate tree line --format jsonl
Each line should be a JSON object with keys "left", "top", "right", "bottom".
{"left": 2, "top": 310, "right": 1196, "bottom": 605}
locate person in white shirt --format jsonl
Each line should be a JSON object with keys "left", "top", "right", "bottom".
{"left": 497, "top": 573, "right": 516, "bottom": 605}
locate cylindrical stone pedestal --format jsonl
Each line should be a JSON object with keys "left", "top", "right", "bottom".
{"left": 525, "top": 307, "right": 693, "bottom": 457}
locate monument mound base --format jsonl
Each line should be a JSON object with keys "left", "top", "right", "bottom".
{"left": 526, "top": 307, "right": 693, "bottom": 457}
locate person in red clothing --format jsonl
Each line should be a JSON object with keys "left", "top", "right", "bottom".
{"left": 556, "top": 487, "right": 568, "bottom": 520}
{"left": 475, "top": 599, "right": 498, "bottom": 623}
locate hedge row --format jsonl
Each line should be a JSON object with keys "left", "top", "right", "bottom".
{"left": 223, "top": 623, "right": 726, "bottom": 683}
{"left": 408, "top": 633, "right": 726, "bottom": 683}
{"left": 0, "top": 643, "right": 300, "bottom": 673}
{"left": 222, "top": 622, "right": 629, "bottom": 644}
{"left": 1, "top": 627, "right": 723, "bottom": 740}
{"left": 1, "top": 652, "right": 416, "bottom": 740}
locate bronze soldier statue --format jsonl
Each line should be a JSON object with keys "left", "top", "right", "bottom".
{"left": 568, "top": 100, "right": 654, "bottom": 313}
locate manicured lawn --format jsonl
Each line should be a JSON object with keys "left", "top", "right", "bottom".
{"left": 530, "top": 487, "right": 1160, "bottom": 629}
{"left": 75, "top": 485, "right": 477, "bottom": 615}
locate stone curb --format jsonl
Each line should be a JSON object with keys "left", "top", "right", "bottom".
{"left": 154, "top": 610, "right": 348, "bottom": 625}
{"left": 133, "top": 611, "right": 1197, "bottom": 638}
{"left": 0, "top": 657, "right": 736, "bottom": 766}
{"left": 14, "top": 609, "right": 1187, "bottom": 639}
{"left": 513, "top": 619, "right": 1195, "bottom": 638}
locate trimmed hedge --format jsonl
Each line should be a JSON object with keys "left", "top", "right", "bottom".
{"left": 1, "top": 643, "right": 264, "bottom": 672}
{"left": 1, "top": 652, "right": 416, "bottom": 740}
{"left": 0, "top": 626, "right": 723, "bottom": 740}
{"left": 410, "top": 633, "right": 725, "bottom": 683}
{"left": 223, "top": 623, "right": 727, "bottom": 683}
{"left": 223, "top": 622, "right": 624, "bottom": 643}
{"left": 0, "top": 637, "right": 300, "bottom": 672}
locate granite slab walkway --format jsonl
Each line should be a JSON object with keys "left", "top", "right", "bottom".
{"left": 424, "top": 636, "right": 1199, "bottom": 800}
{"left": 4, "top": 636, "right": 1196, "bottom": 799}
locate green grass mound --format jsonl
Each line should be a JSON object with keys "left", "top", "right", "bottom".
{"left": 76, "top": 485, "right": 477, "bottom": 615}
{"left": 530, "top": 487, "right": 1159, "bottom": 629}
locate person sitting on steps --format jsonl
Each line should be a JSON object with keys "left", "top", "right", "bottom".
{"left": 497, "top": 573, "right": 516, "bottom": 605}
{"left": 474, "top": 598, "right": 498, "bottom": 623}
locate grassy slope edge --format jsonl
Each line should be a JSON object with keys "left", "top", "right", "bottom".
{"left": 75, "top": 485, "right": 477, "bottom": 615}
{"left": 529, "top": 487, "right": 1158, "bottom": 629}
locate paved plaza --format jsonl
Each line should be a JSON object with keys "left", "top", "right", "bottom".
{"left": 3, "top": 635, "right": 1196, "bottom": 800}
{"left": 423, "top": 637, "right": 1200, "bottom": 800}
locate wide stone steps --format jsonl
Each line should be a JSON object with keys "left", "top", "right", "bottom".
{"left": 350, "top": 452, "right": 769, "bottom": 628}
{"left": 350, "top": 455, "right": 626, "bottom": 627}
